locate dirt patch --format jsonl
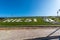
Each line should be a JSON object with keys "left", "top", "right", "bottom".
{"left": 0, "top": 27, "right": 60, "bottom": 40}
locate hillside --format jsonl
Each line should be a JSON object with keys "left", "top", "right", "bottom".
{"left": 0, "top": 16, "right": 60, "bottom": 27}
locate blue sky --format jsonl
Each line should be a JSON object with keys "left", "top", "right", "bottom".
{"left": 0, "top": 0, "right": 60, "bottom": 17}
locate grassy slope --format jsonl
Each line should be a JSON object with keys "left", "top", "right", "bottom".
{"left": 0, "top": 16, "right": 60, "bottom": 27}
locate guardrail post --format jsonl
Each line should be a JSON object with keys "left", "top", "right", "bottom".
{"left": 59, "top": 36, "right": 60, "bottom": 40}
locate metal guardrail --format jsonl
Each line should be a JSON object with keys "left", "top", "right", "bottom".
{"left": 25, "top": 27, "right": 60, "bottom": 40}
{"left": 25, "top": 36, "right": 60, "bottom": 40}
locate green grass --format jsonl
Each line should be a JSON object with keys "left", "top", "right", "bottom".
{"left": 0, "top": 16, "right": 60, "bottom": 27}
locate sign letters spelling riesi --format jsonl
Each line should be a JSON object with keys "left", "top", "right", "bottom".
{"left": 0, "top": 16, "right": 60, "bottom": 26}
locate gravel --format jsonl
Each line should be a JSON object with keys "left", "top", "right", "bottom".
{"left": 0, "top": 27, "right": 60, "bottom": 40}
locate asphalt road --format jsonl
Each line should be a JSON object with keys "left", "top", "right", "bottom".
{"left": 0, "top": 27, "right": 60, "bottom": 40}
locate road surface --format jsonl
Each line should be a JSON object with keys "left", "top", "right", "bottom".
{"left": 0, "top": 27, "right": 60, "bottom": 40}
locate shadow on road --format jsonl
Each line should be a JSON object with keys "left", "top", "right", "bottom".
{"left": 25, "top": 27, "right": 60, "bottom": 40}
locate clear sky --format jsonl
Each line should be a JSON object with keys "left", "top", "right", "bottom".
{"left": 0, "top": 0, "right": 60, "bottom": 17}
